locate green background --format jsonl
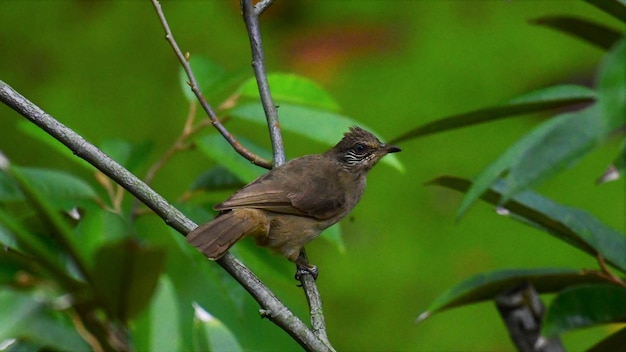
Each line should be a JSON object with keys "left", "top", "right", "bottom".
{"left": 1, "top": 1, "right": 624, "bottom": 351}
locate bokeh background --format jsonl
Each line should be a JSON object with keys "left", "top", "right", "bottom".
{"left": 1, "top": 1, "right": 624, "bottom": 351}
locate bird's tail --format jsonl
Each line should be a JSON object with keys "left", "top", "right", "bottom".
{"left": 186, "top": 209, "right": 268, "bottom": 260}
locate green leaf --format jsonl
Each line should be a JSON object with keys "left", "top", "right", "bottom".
{"left": 190, "top": 165, "right": 245, "bottom": 192}
{"left": 0, "top": 171, "right": 23, "bottom": 202}
{"left": 230, "top": 102, "right": 404, "bottom": 172}
{"left": 503, "top": 108, "right": 603, "bottom": 203}
{"left": 73, "top": 207, "right": 129, "bottom": 267}
{"left": 542, "top": 284, "right": 626, "bottom": 337}
{"left": 238, "top": 73, "right": 341, "bottom": 112}
{"left": 391, "top": 85, "right": 596, "bottom": 143}
{"left": 0, "top": 222, "right": 17, "bottom": 249}
{"left": 596, "top": 38, "right": 626, "bottom": 131}
{"left": 417, "top": 268, "right": 606, "bottom": 323}
{"left": 0, "top": 167, "right": 96, "bottom": 204}
{"left": 587, "top": 327, "right": 626, "bottom": 352}
{"left": 195, "top": 134, "right": 270, "bottom": 182}
{"left": 456, "top": 41, "right": 625, "bottom": 212}
{"left": 427, "top": 176, "right": 626, "bottom": 273}
{"left": 596, "top": 138, "right": 625, "bottom": 184}
{"left": 179, "top": 56, "right": 227, "bottom": 101}
{"left": 100, "top": 139, "right": 153, "bottom": 173}
{"left": 0, "top": 250, "right": 41, "bottom": 287}
{"left": 531, "top": 16, "right": 623, "bottom": 50}
{"left": 584, "top": 0, "right": 626, "bottom": 24}
{"left": 91, "top": 238, "right": 166, "bottom": 322}
{"left": 0, "top": 290, "right": 89, "bottom": 351}
{"left": 16, "top": 120, "right": 93, "bottom": 171}
{"left": 0, "top": 207, "right": 74, "bottom": 288}
{"left": 192, "top": 302, "right": 243, "bottom": 352}
{"left": 5, "top": 165, "right": 90, "bottom": 289}
{"left": 456, "top": 107, "right": 606, "bottom": 216}
{"left": 320, "top": 223, "right": 346, "bottom": 254}
{"left": 134, "top": 276, "right": 182, "bottom": 352}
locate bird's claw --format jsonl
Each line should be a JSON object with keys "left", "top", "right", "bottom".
{"left": 295, "top": 265, "right": 318, "bottom": 281}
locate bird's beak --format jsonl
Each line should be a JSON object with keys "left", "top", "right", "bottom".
{"left": 382, "top": 144, "right": 401, "bottom": 154}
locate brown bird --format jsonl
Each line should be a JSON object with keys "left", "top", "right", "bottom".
{"left": 187, "top": 126, "right": 401, "bottom": 277}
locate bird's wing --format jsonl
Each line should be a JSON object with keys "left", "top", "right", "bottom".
{"left": 215, "top": 156, "right": 346, "bottom": 220}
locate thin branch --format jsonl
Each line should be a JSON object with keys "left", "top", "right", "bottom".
{"left": 241, "top": 0, "right": 285, "bottom": 167}
{"left": 240, "top": 0, "right": 334, "bottom": 349}
{"left": 597, "top": 254, "right": 626, "bottom": 287}
{"left": 255, "top": 0, "right": 274, "bottom": 16}
{"left": 150, "top": 0, "right": 272, "bottom": 170}
{"left": 0, "top": 80, "right": 330, "bottom": 352}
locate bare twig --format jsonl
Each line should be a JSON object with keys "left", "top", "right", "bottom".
{"left": 240, "top": 0, "right": 334, "bottom": 349}
{"left": 597, "top": 254, "right": 626, "bottom": 287}
{"left": 255, "top": 0, "right": 274, "bottom": 16}
{"left": 241, "top": 0, "right": 285, "bottom": 167}
{"left": 150, "top": 0, "right": 272, "bottom": 169}
{"left": 0, "top": 80, "right": 330, "bottom": 352}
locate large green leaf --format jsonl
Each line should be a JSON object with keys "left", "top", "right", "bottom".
{"left": 195, "top": 134, "right": 270, "bottom": 182}
{"left": 502, "top": 108, "right": 603, "bottom": 203}
{"left": 320, "top": 223, "right": 346, "bottom": 254}
{"left": 417, "top": 268, "right": 606, "bottom": 323}
{"left": 542, "top": 284, "right": 626, "bottom": 337}
{"left": 0, "top": 208, "right": 74, "bottom": 288}
{"left": 584, "top": 0, "right": 626, "bottom": 23}
{"left": 238, "top": 73, "right": 341, "bottom": 112}
{"left": 532, "top": 16, "right": 623, "bottom": 50}
{"left": 0, "top": 171, "right": 23, "bottom": 202}
{"left": 596, "top": 38, "right": 626, "bottom": 131}
{"left": 596, "top": 138, "right": 625, "bottom": 184}
{"left": 91, "top": 239, "right": 166, "bottom": 322}
{"left": 133, "top": 275, "right": 182, "bottom": 352}
{"left": 611, "top": 139, "right": 626, "bottom": 174}
{"left": 457, "top": 41, "right": 625, "bottom": 214}
{"left": 73, "top": 206, "right": 129, "bottom": 267}
{"left": 192, "top": 302, "right": 243, "bottom": 352}
{"left": 230, "top": 102, "right": 404, "bottom": 172}
{"left": 0, "top": 290, "right": 89, "bottom": 351}
{"left": 4, "top": 165, "right": 91, "bottom": 288}
{"left": 390, "top": 85, "right": 596, "bottom": 143}
{"left": 427, "top": 176, "right": 626, "bottom": 273}
{"left": 455, "top": 106, "right": 613, "bottom": 216}
{"left": 0, "top": 167, "right": 96, "bottom": 204}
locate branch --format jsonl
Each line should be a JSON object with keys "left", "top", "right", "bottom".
{"left": 241, "top": 0, "right": 285, "bottom": 167}
{"left": 0, "top": 80, "right": 331, "bottom": 352}
{"left": 150, "top": 0, "right": 272, "bottom": 170}
{"left": 240, "top": 0, "right": 335, "bottom": 349}
{"left": 495, "top": 282, "right": 565, "bottom": 352}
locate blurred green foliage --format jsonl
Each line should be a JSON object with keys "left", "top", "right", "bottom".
{"left": 0, "top": 1, "right": 624, "bottom": 351}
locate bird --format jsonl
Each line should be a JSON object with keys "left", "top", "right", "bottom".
{"left": 186, "top": 126, "right": 401, "bottom": 278}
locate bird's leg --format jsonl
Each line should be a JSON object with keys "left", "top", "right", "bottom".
{"left": 293, "top": 252, "right": 318, "bottom": 280}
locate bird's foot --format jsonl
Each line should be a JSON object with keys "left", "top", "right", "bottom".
{"left": 295, "top": 265, "right": 318, "bottom": 281}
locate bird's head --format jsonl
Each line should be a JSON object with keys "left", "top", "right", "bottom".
{"left": 329, "top": 126, "right": 401, "bottom": 172}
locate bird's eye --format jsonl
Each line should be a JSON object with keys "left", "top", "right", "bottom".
{"left": 354, "top": 143, "right": 365, "bottom": 153}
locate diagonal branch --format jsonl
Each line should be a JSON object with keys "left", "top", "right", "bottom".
{"left": 240, "top": 0, "right": 334, "bottom": 350}
{"left": 0, "top": 80, "right": 330, "bottom": 352}
{"left": 150, "top": 0, "right": 272, "bottom": 169}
